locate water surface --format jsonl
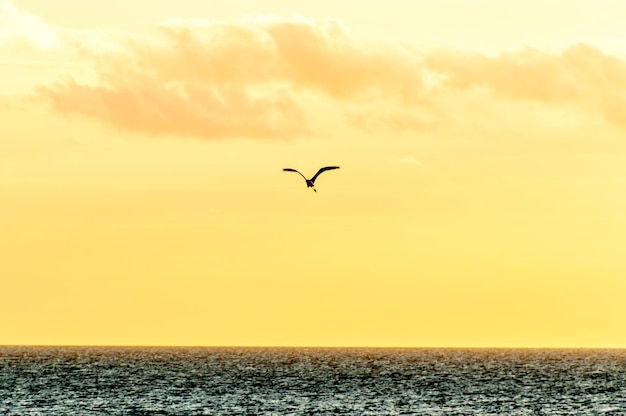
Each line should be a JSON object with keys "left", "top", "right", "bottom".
{"left": 1, "top": 347, "right": 625, "bottom": 415}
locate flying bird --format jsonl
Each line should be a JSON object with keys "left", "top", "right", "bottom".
{"left": 283, "top": 166, "right": 340, "bottom": 192}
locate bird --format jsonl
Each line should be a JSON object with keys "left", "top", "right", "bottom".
{"left": 283, "top": 166, "right": 340, "bottom": 192}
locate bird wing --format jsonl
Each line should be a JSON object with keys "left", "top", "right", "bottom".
{"left": 310, "top": 166, "right": 340, "bottom": 184}
{"left": 283, "top": 168, "right": 307, "bottom": 180}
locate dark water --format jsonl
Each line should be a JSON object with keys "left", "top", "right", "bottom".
{"left": 1, "top": 347, "right": 625, "bottom": 415}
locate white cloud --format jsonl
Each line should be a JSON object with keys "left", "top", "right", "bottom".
{"left": 394, "top": 155, "right": 423, "bottom": 167}
{"left": 0, "top": 1, "right": 59, "bottom": 50}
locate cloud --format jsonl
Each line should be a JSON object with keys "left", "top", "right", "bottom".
{"left": 345, "top": 104, "right": 440, "bottom": 133}
{"left": 425, "top": 44, "right": 626, "bottom": 128}
{"left": 393, "top": 155, "right": 423, "bottom": 167}
{"left": 41, "top": 73, "right": 308, "bottom": 140}
{"left": 147, "top": 15, "right": 425, "bottom": 101}
{"left": 37, "top": 15, "right": 429, "bottom": 140}
{"left": 25, "top": 7, "right": 626, "bottom": 140}
{"left": 0, "top": 1, "right": 59, "bottom": 51}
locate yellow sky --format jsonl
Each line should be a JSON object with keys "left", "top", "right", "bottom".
{"left": 2, "top": 0, "right": 626, "bottom": 348}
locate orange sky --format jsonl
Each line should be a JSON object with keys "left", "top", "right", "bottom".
{"left": 2, "top": 0, "right": 626, "bottom": 347}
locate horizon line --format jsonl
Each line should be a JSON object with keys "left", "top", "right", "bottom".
{"left": 2, "top": 344, "right": 625, "bottom": 350}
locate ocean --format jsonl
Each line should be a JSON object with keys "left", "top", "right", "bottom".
{"left": 1, "top": 347, "right": 625, "bottom": 415}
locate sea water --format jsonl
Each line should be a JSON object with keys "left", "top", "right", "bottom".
{"left": 1, "top": 347, "right": 625, "bottom": 415}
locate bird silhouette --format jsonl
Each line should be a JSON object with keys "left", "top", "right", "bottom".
{"left": 283, "top": 166, "right": 340, "bottom": 192}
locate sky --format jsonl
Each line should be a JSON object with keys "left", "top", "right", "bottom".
{"left": 2, "top": 0, "right": 626, "bottom": 348}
